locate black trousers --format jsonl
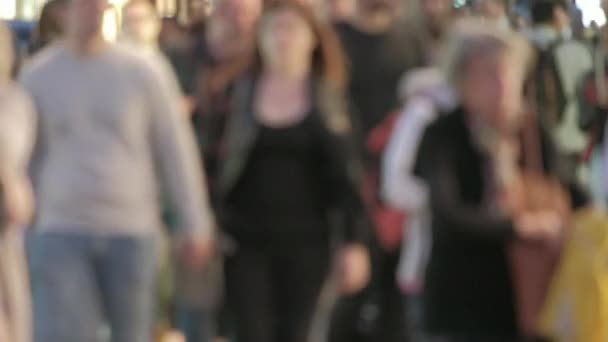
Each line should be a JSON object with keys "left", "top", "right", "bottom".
{"left": 225, "top": 242, "right": 330, "bottom": 342}
{"left": 374, "top": 250, "right": 408, "bottom": 341}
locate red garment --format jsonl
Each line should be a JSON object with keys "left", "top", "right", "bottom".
{"left": 364, "top": 111, "right": 407, "bottom": 252}
{"left": 581, "top": 76, "right": 606, "bottom": 162}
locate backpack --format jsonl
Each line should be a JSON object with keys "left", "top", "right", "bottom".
{"left": 535, "top": 39, "right": 594, "bottom": 156}
{"left": 538, "top": 208, "right": 608, "bottom": 342}
{"left": 578, "top": 42, "right": 608, "bottom": 153}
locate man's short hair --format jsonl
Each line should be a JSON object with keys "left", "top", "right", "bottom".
{"left": 531, "top": 0, "right": 568, "bottom": 25}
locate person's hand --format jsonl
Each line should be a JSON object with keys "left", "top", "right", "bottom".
{"left": 501, "top": 183, "right": 525, "bottom": 215}
{"left": 181, "top": 96, "right": 195, "bottom": 117}
{"left": 515, "top": 211, "right": 562, "bottom": 241}
{"left": 175, "top": 231, "right": 215, "bottom": 270}
{"left": 1, "top": 175, "right": 34, "bottom": 228}
{"left": 159, "top": 330, "right": 186, "bottom": 342}
{"left": 337, "top": 243, "right": 371, "bottom": 295}
{"left": 536, "top": 210, "right": 564, "bottom": 240}
{"left": 495, "top": 138, "right": 523, "bottom": 214}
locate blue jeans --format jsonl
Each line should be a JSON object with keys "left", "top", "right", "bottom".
{"left": 175, "top": 304, "right": 214, "bottom": 342}
{"left": 27, "top": 232, "right": 157, "bottom": 342}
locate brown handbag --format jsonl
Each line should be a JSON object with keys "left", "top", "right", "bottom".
{"left": 508, "top": 94, "right": 572, "bottom": 337}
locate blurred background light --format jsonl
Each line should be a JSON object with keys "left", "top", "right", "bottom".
{"left": 0, "top": 1, "right": 17, "bottom": 19}
{"left": 576, "top": 0, "right": 606, "bottom": 27}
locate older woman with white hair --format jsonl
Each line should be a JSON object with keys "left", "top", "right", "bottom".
{"left": 0, "top": 22, "right": 35, "bottom": 342}
{"left": 413, "top": 20, "right": 564, "bottom": 341}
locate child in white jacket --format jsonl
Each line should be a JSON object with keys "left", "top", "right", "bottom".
{"left": 381, "top": 68, "right": 456, "bottom": 293}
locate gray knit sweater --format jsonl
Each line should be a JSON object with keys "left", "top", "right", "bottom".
{"left": 20, "top": 43, "right": 213, "bottom": 237}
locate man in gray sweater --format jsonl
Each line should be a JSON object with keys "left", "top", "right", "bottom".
{"left": 19, "top": 0, "right": 215, "bottom": 341}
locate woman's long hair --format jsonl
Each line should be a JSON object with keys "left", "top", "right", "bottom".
{"left": 196, "top": 0, "right": 349, "bottom": 113}
{"left": 0, "top": 23, "right": 14, "bottom": 81}
{"left": 31, "top": 0, "right": 68, "bottom": 52}
{"left": 251, "top": 0, "right": 348, "bottom": 91}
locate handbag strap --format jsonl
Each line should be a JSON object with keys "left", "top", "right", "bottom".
{"left": 594, "top": 43, "right": 607, "bottom": 108}
{"left": 523, "top": 80, "right": 544, "bottom": 174}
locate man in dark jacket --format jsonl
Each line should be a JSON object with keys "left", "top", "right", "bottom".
{"left": 336, "top": 0, "right": 426, "bottom": 137}
{"left": 164, "top": 0, "right": 262, "bottom": 340}
{"left": 332, "top": 0, "right": 429, "bottom": 341}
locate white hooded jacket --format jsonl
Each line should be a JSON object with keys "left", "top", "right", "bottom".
{"left": 381, "top": 68, "right": 456, "bottom": 290}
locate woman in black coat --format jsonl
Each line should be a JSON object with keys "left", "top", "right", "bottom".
{"left": 215, "top": 2, "right": 371, "bottom": 342}
{"left": 414, "top": 22, "right": 565, "bottom": 342}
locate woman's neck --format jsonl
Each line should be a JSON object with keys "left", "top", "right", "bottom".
{"left": 352, "top": 10, "right": 395, "bottom": 34}
{"left": 255, "top": 70, "right": 312, "bottom": 127}
{"left": 258, "top": 71, "right": 310, "bottom": 100}
{"left": 263, "top": 63, "right": 311, "bottom": 83}
{"left": 65, "top": 33, "right": 108, "bottom": 58}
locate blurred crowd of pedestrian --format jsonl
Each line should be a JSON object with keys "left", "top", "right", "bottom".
{"left": 1, "top": 0, "right": 608, "bottom": 341}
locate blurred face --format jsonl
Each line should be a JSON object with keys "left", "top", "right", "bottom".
{"left": 478, "top": 0, "right": 506, "bottom": 19}
{"left": 462, "top": 50, "right": 525, "bottom": 132}
{"left": 205, "top": 13, "right": 233, "bottom": 56}
{"left": 216, "top": 0, "right": 262, "bottom": 36}
{"left": 553, "top": 6, "right": 571, "bottom": 31}
{"left": 420, "top": 0, "right": 452, "bottom": 29}
{"left": 259, "top": 8, "right": 316, "bottom": 73}
{"left": 515, "top": 15, "right": 528, "bottom": 31}
{"left": 123, "top": 2, "right": 160, "bottom": 45}
{"left": 68, "top": 0, "right": 109, "bottom": 39}
{"left": 328, "top": 0, "right": 356, "bottom": 21}
{"left": 190, "top": 0, "right": 215, "bottom": 20}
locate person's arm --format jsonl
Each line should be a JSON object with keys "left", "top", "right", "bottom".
{"left": 430, "top": 163, "right": 515, "bottom": 241}
{"left": 381, "top": 97, "right": 435, "bottom": 212}
{"left": 326, "top": 127, "right": 371, "bottom": 245}
{"left": 0, "top": 87, "right": 35, "bottom": 176}
{"left": 416, "top": 128, "right": 515, "bottom": 241}
{"left": 143, "top": 65, "right": 215, "bottom": 238}
{"left": 322, "top": 115, "right": 372, "bottom": 294}
{"left": 0, "top": 86, "right": 36, "bottom": 227}
{"left": 156, "top": 55, "right": 195, "bottom": 117}
{"left": 17, "top": 68, "right": 45, "bottom": 194}
{"left": 318, "top": 85, "right": 371, "bottom": 244}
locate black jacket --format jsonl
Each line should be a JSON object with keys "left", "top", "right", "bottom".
{"left": 578, "top": 42, "right": 608, "bottom": 144}
{"left": 216, "top": 76, "right": 371, "bottom": 244}
{"left": 415, "top": 108, "right": 519, "bottom": 337}
{"left": 336, "top": 21, "right": 426, "bottom": 137}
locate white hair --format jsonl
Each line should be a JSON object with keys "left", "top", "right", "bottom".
{"left": 0, "top": 22, "right": 14, "bottom": 81}
{"left": 440, "top": 18, "right": 532, "bottom": 92}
